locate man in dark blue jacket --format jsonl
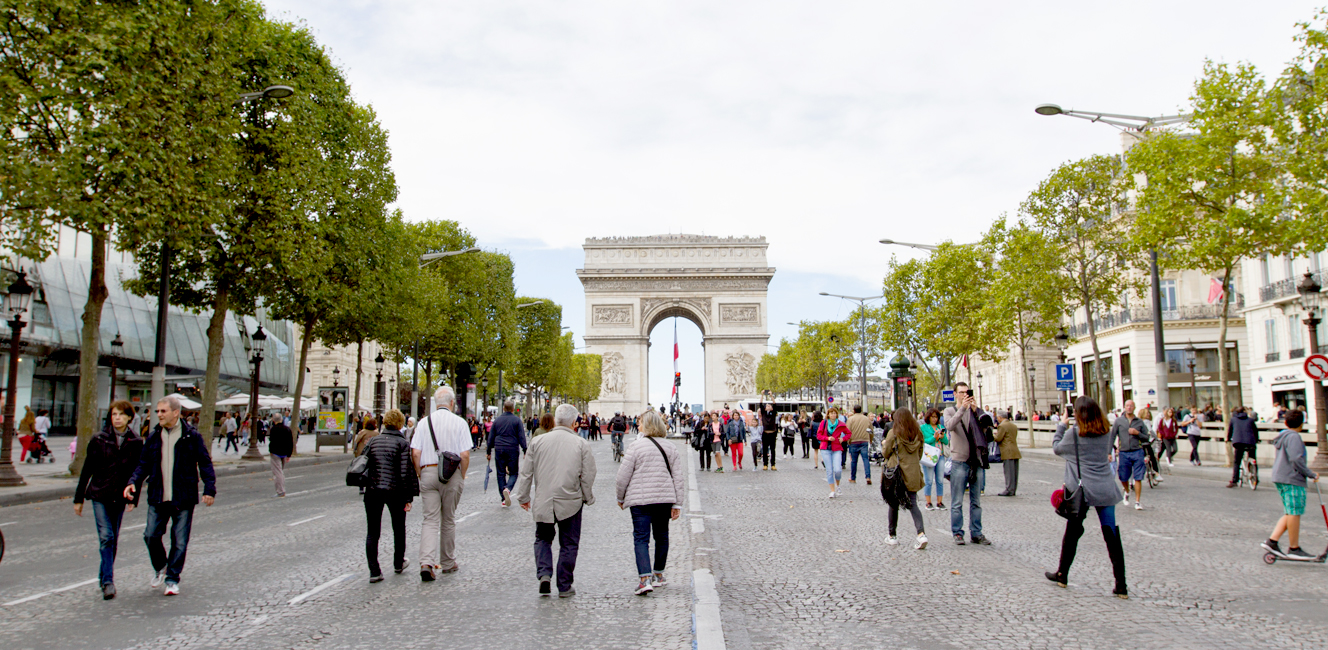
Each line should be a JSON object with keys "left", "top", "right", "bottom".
{"left": 486, "top": 399, "right": 528, "bottom": 508}
{"left": 124, "top": 396, "right": 217, "bottom": 596}
{"left": 1227, "top": 406, "right": 1260, "bottom": 488}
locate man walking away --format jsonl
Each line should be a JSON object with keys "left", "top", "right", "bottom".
{"left": 269, "top": 414, "right": 294, "bottom": 497}
{"left": 1228, "top": 406, "right": 1259, "bottom": 488}
{"left": 759, "top": 392, "right": 779, "bottom": 470}
{"left": 124, "top": 396, "right": 216, "bottom": 596}
{"left": 846, "top": 404, "right": 873, "bottom": 485}
{"left": 411, "top": 386, "right": 472, "bottom": 581}
{"left": 515, "top": 404, "right": 596, "bottom": 597}
{"left": 487, "top": 399, "right": 528, "bottom": 508}
{"left": 944, "top": 382, "right": 991, "bottom": 546}
{"left": 994, "top": 410, "right": 1021, "bottom": 496}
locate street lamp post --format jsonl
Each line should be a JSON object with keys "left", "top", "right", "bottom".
{"left": 482, "top": 377, "right": 489, "bottom": 413}
{"left": 374, "top": 351, "right": 385, "bottom": 418}
{"left": 1035, "top": 103, "right": 1185, "bottom": 415}
{"left": 976, "top": 372, "right": 984, "bottom": 409}
{"left": 1028, "top": 362, "right": 1037, "bottom": 415}
{"left": 1, "top": 270, "right": 35, "bottom": 486}
{"left": 332, "top": 366, "right": 340, "bottom": 387}
{"left": 1055, "top": 327, "right": 1071, "bottom": 413}
{"left": 1184, "top": 341, "right": 1198, "bottom": 407}
{"left": 819, "top": 292, "right": 883, "bottom": 414}
{"left": 1296, "top": 272, "right": 1328, "bottom": 471}
{"left": 241, "top": 325, "right": 268, "bottom": 461}
{"left": 108, "top": 332, "right": 124, "bottom": 402}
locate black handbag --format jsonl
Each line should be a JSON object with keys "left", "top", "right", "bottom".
{"left": 426, "top": 415, "right": 462, "bottom": 484}
{"left": 879, "top": 438, "right": 906, "bottom": 507}
{"left": 345, "top": 453, "right": 369, "bottom": 487}
{"left": 1055, "top": 427, "right": 1087, "bottom": 520}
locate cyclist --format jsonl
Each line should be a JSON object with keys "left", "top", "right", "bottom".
{"left": 1228, "top": 406, "right": 1260, "bottom": 488}
{"left": 609, "top": 411, "right": 629, "bottom": 459}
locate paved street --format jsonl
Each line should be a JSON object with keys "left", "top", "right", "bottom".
{"left": 2, "top": 439, "right": 1327, "bottom": 649}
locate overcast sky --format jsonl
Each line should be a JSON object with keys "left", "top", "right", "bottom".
{"left": 263, "top": 0, "right": 1320, "bottom": 407}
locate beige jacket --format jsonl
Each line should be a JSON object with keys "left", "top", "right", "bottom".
{"left": 846, "top": 413, "right": 874, "bottom": 444}
{"left": 514, "top": 426, "right": 596, "bottom": 523}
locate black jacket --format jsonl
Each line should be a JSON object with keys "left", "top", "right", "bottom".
{"left": 1229, "top": 413, "right": 1260, "bottom": 446}
{"left": 363, "top": 428, "right": 419, "bottom": 500}
{"left": 609, "top": 415, "right": 628, "bottom": 433}
{"left": 486, "top": 412, "right": 528, "bottom": 453}
{"left": 759, "top": 402, "right": 778, "bottom": 434}
{"left": 268, "top": 422, "right": 294, "bottom": 457}
{"left": 74, "top": 424, "right": 144, "bottom": 505}
{"left": 128, "top": 420, "right": 217, "bottom": 507}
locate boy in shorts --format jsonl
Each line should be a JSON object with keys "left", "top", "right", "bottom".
{"left": 1263, "top": 410, "right": 1320, "bottom": 559}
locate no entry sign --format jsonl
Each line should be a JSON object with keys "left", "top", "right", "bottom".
{"left": 1305, "top": 354, "right": 1328, "bottom": 382}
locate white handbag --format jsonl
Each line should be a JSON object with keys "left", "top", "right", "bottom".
{"left": 921, "top": 444, "right": 941, "bottom": 468}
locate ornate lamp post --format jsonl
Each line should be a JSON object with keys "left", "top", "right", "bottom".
{"left": 1055, "top": 327, "right": 1070, "bottom": 413}
{"left": 1184, "top": 340, "right": 1198, "bottom": 408}
{"left": 1028, "top": 362, "right": 1037, "bottom": 415}
{"left": 241, "top": 325, "right": 268, "bottom": 461}
{"left": 482, "top": 377, "right": 489, "bottom": 413}
{"left": 1, "top": 270, "right": 34, "bottom": 486}
{"left": 976, "top": 372, "right": 984, "bottom": 409}
{"left": 332, "top": 366, "right": 341, "bottom": 387}
{"left": 1296, "top": 272, "right": 1328, "bottom": 471}
{"left": 108, "top": 332, "right": 124, "bottom": 402}
{"left": 374, "top": 351, "right": 385, "bottom": 417}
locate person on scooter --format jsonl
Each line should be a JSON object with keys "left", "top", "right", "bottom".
{"left": 1262, "top": 410, "right": 1320, "bottom": 559}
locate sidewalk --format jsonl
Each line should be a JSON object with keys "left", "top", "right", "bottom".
{"left": 1021, "top": 446, "right": 1241, "bottom": 483}
{"left": 0, "top": 434, "right": 350, "bottom": 507}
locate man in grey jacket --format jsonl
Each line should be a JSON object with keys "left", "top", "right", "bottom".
{"left": 944, "top": 382, "right": 991, "bottom": 546}
{"left": 515, "top": 404, "right": 596, "bottom": 597}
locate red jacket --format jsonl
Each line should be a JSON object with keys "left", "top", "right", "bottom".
{"left": 817, "top": 420, "right": 851, "bottom": 452}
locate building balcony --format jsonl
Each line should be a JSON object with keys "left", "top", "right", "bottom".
{"left": 1290, "top": 348, "right": 1306, "bottom": 360}
{"left": 1068, "top": 297, "right": 1246, "bottom": 339}
{"left": 1259, "top": 269, "right": 1326, "bottom": 303}
{"left": 1266, "top": 352, "right": 1281, "bottom": 362}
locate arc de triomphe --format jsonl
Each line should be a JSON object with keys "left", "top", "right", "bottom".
{"left": 579, "top": 234, "right": 773, "bottom": 416}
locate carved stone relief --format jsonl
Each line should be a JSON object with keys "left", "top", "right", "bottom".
{"left": 640, "top": 297, "right": 712, "bottom": 323}
{"left": 720, "top": 303, "right": 760, "bottom": 325}
{"left": 592, "top": 304, "right": 633, "bottom": 326}
{"left": 581, "top": 277, "right": 771, "bottom": 292}
{"left": 724, "top": 352, "right": 757, "bottom": 396}
{"left": 601, "top": 352, "right": 626, "bottom": 395}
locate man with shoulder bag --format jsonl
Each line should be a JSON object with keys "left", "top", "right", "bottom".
{"left": 943, "top": 382, "right": 991, "bottom": 546}
{"left": 410, "top": 387, "right": 472, "bottom": 582}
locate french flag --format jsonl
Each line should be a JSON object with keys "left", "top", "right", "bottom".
{"left": 672, "top": 320, "right": 679, "bottom": 397}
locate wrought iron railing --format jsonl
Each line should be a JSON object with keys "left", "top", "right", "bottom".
{"left": 1290, "top": 348, "right": 1306, "bottom": 360}
{"left": 1266, "top": 352, "right": 1281, "bottom": 362}
{"left": 1068, "top": 296, "right": 1247, "bottom": 339}
{"left": 1259, "top": 269, "right": 1326, "bottom": 303}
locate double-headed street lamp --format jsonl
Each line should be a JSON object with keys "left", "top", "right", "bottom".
{"left": 242, "top": 325, "right": 268, "bottom": 461}
{"left": 819, "top": 292, "right": 883, "bottom": 413}
{"left": 1, "top": 270, "right": 35, "bottom": 486}
{"left": 1035, "top": 102, "right": 1188, "bottom": 413}
{"left": 1295, "top": 272, "right": 1328, "bottom": 471}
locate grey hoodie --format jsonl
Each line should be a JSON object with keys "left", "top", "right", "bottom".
{"left": 1271, "top": 429, "right": 1318, "bottom": 487}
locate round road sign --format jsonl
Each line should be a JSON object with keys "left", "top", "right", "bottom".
{"left": 1305, "top": 354, "right": 1328, "bottom": 382}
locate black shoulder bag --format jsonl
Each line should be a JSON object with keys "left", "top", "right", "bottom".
{"left": 647, "top": 437, "right": 673, "bottom": 478}
{"left": 426, "top": 415, "right": 463, "bottom": 484}
{"left": 1055, "top": 427, "right": 1087, "bottom": 520}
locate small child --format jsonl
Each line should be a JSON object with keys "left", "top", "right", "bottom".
{"left": 1262, "top": 410, "right": 1320, "bottom": 559}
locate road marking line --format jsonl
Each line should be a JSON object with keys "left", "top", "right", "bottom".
{"left": 1134, "top": 529, "right": 1176, "bottom": 540}
{"left": 52, "top": 578, "right": 98, "bottom": 593}
{"left": 123, "top": 523, "right": 147, "bottom": 531}
{"left": 688, "top": 448, "right": 702, "bottom": 512}
{"left": 284, "top": 485, "right": 340, "bottom": 497}
{"left": 3, "top": 579, "right": 98, "bottom": 606}
{"left": 0, "top": 521, "right": 16, "bottom": 526}
{"left": 693, "top": 569, "right": 727, "bottom": 650}
{"left": 456, "top": 512, "right": 480, "bottom": 524}
{"left": 288, "top": 515, "right": 326, "bottom": 527}
{"left": 288, "top": 573, "right": 355, "bottom": 605}
{"left": 283, "top": 475, "right": 303, "bottom": 480}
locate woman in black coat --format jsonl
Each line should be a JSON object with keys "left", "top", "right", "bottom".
{"left": 362, "top": 408, "right": 419, "bottom": 582}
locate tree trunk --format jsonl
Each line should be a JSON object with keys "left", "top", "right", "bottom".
{"left": 1082, "top": 283, "right": 1106, "bottom": 408}
{"left": 1218, "top": 265, "right": 1234, "bottom": 468}
{"left": 197, "top": 284, "right": 230, "bottom": 448}
{"left": 288, "top": 316, "right": 315, "bottom": 457}
{"left": 1018, "top": 312, "right": 1035, "bottom": 449}
{"left": 353, "top": 338, "right": 364, "bottom": 416}
{"left": 70, "top": 228, "right": 110, "bottom": 476}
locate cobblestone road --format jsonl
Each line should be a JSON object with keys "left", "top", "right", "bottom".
{"left": 1, "top": 439, "right": 1325, "bottom": 649}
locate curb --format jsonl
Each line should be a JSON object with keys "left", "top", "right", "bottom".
{"left": 0, "top": 453, "right": 352, "bottom": 508}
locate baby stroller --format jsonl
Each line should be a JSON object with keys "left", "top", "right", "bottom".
{"left": 20, "top": 433, "right": 55, "bottom": 463}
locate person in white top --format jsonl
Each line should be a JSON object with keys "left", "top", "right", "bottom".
{"left": 34, "top": 409, "right": 51, "bottom": 436}
{"left": 410, "top": 386, "right": 472, "bottom": 581}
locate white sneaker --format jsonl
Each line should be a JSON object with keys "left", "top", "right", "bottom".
{"left": 1134, "top": 502, "right": 1143, "bottom": 511}
{"left": 150, "top": 569, "right": 166, "bottom": 588}
{"left": 651, "top": 572, "right": 667, "bottom": 588}
{"left": 502, "top": 488, "right": 511, "bottom": 507}
{"left": 885, "top": 535, "right": 899, "bottom": 545}
{"left": 163, "top": 582, "right": 180, "bottom": 596}
{"left": 829, "top": 490, "right": 836, "bottom": 499}
{"left": 1121, "top": 493, "right": 1130, "bottom": 505}
{"left": 915, "top": 533, "right": 928, "bottom": 550}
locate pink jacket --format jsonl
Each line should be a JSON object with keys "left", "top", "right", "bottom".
{"left": 817, "top": 420, "right": 851, "bottom": 452}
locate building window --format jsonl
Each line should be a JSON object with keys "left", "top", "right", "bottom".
{"left": 1266, "top": 319, "right": 1279, "bottom": 352}
{"left": 1120, "top": 352, "right": 1132, "bottom": 380}
{"left": 1159, "top": 280, "right": 1177, "bottom": 312}
{"left": 1290, "top": 315, "right": 1304, "bottom": 352}
{"left": 1285, "top": 255, "right": 1296, "bottom": 281}
{"left": 1260, "top": 255, "right": 1270, "bottom": 286}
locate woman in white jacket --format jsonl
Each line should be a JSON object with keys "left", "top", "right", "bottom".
{"left": 616, "top": 409, "right": 686, "bottom": 596}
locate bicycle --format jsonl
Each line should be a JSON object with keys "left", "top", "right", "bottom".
{"left": 1237, "top": 454, "right": 1259, "bottom": 490}
{"left": 612, "top": 432, "right": 624, "bottom": 463}
{"left": 1144, "top": 441, "right": 1163, "bottom": 489}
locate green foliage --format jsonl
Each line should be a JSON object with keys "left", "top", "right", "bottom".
{"left": 510, "top": 297, "right": 563, "bottom": 399}
{"left": 1274, "top": 14, "right": 1328, "bottom": 253}
{"left": 790, "top": 319, "right": 855, "bottom": 395}
{"left": 981, "top": 217, "right": 1069, "bottom": 353}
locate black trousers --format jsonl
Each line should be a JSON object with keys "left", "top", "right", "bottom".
{"left": 782, "top": 436, "right": 795, "bottom": 456}
{"left": 801, "top": 436, "right": 811, "bottom": 458}
{"left": 1232, "top": 443, "right": 1256, "bottom": 483}
{"left": 698, "top": 446, "right": 712, "bottom": 470}
{"left": 1188, "top": 434, "right": 1202, "bottom": 463}
{"left": 364, "top": 490, "right": 408, "bottom": 577}
{"left": 535, "top": 508, "right": 583, "bottom": 593}
{"left": 761, "top": 433, "right": 778, "bottom": 467}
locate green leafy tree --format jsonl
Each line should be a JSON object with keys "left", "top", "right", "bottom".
{"left": 510, "top": 298, "right": 562, "bottom": 414}
{"left": 1272, "top": 14, "right": 1328, "bottom": 255}
{"left": 1021, "top": 154, "right": 1134, "bottom": 403}
{"left": 1130, "top": 60, "right": 1291, "bottom": 460}
{"left": 0, "top": 0, "right": 254, "bottom": 472}
{"left": 790, "top": 320, "right": 854, "bottom": 402}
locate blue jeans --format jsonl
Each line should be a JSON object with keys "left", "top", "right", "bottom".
{"left": 848, "top": 442, "right": 871, "bottom": 481}
{"left": 949, "top": 462, "right": 984, "bottom": 538}
{"left": 494, "top": 448, "right": 520, "bottom": 499}
{"left": 821, "top": 449, "right": 843, "bottom": 486}
{"left": 630, "top": 503, "right": 671, "bottom": 577}
{"left": 923, "top": 459, "right": 945, "bottom": 498}
{"left": 92, "top": 500, "right": 125, "bottom": 586}
{"left": 145, "top": 502, "right": 195, "bottom": 585}
{"left": 578, "top": 428, "right": 589, "bottom": 439}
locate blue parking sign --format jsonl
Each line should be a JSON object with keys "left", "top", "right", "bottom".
{"left": 1055, "top": 364, "right": 1075, "bottom": 391}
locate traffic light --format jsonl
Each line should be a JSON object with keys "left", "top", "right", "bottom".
{"left": 674, "top": 372, "right": 681, "bottom": 387}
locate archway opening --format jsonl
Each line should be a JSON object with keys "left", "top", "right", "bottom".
{"left": 647, "top": 316, "right": 705, "bottom": 412}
